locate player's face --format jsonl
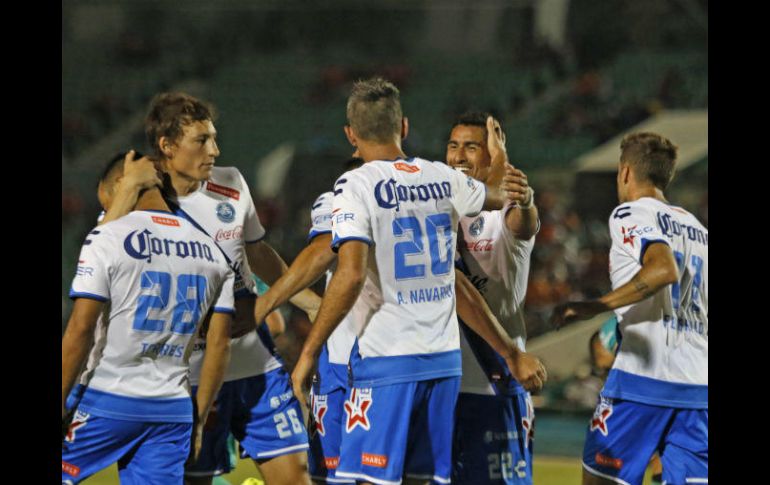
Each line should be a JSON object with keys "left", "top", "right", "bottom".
{"left": 446, "top": 125, "right": 492, "bottom": 182}
{"left": 165, "top": 120, "right": 220, "bottom": 182}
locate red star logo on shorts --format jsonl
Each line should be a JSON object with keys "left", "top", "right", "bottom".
{"left": 65, "top": 412, "right": 89, "bottom": 443}
{"left": 344, "top": 388, "right": 372, "bottom": 432}
{"left": 621, "top": 226, "right": 637, "bottom": 246}
{"left": 590, "top": 401, "right": 613, "bottom": 436}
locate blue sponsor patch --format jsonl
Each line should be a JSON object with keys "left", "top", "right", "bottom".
{"left": 216, "top": 202, "right": 236, "bottom": 223}
{"left": 469, "top": 216, "right": 485, "bottom": 236}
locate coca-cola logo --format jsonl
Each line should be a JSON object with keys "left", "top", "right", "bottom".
{"left": 215, "top": 225, "right": 243, "bottom": 242}
{"left": 466, "top": 239, "right": 494, "bottom": 252}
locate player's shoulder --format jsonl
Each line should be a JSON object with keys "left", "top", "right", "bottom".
{"left": 206, "top": 166, "right": 247, "bottom": 191}
{"left": 313, "top": 191, "right": 334, "bottom": 206}
{"left": 608, "top": 198, "right": 657, "bottom": 223}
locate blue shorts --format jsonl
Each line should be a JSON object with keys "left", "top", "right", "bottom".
{"left": 62, "top": 409, "right": 191, "bottom": 484}
{"left": 186, "top": 368, "right": 310, "bottom": 477}
{"left": 582, "top": 397, "right": 708, "bottom": 485}
{"left": 308, "top": 386, "right": 355, "bottom": 483}
{"left": 336, "top": 376, "right": 460, "bottom": 485}
{"left": 452, "top": 392, "right": 535, "bottom": 485}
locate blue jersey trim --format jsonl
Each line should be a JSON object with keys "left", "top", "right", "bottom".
{"left": 349, "top": 344, "right": 462, "bottom": 387}
{"left": 331, "top": 235, "right": 373, "bottom": 253}
{"left": 602, "top": 369, "right": 707, "bottom": 409}
{"left": 69, "top": 290, "right": 108, "bottom": 302}
{"left": 68, "top": 385, "right": 194, "bottom": 423}
{"left": 307, "top": 230, "right": 332, "bottom": 244}
{"left": 212, "top": 306, "right": 235, "bottom": 315}
{"left": 639, "top": 238, "right": 670, "bottom": 263}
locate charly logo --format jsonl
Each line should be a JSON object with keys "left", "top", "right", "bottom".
{"left": 216, "top": 202, "right": 236, "bottom": 223}
{"left": 469, "top": 216, "right": 485, "bottom": 236}
{"left": 374, "top": 178, "right": 452, "bottom": 211}
{"left": 124, "top": 229, "right": 216, "bottom": 263}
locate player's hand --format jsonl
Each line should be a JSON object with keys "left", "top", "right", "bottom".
{"left": 121, "top": 150, "right": 162, "bottom": 191}
{"left": 551, "top": 301, "right": 607, "bottom": 329}
{"left": 505, "top": 350, "right": 547, "bottom": 392}
{"left": 291, "top": 354, "right": 314, "bottom": 424}
{"left": 500, "top": 165, "right": 533, "bottom": 207}
{"left": 485, "top": 116, "right": 509, "bottom": 187}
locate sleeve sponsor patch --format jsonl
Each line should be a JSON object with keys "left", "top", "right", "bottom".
{"left": 206, "top": 181, "right": 240, "bottom": 200}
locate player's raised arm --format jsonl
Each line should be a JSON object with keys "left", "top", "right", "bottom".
{"left": 253, "top": 233, "right": 336, "bottom": 326}
{"left": 502, "top": 166, "right": 539, "bottom": 240}
{"left": 99, "top": 151, "right": 161, "bottom": 225}
{"left": 245, "top": 241, "right": 322, "bottom": 321}
{"left": 455, "top": 269, "right": 547, "bottom": 391}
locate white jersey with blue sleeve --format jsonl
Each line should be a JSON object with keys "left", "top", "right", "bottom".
{"left": 331, "top": 157, "right": 486, "bottom": 387}
{"left": 69, "top": 211, "right": 235, "bottom": 423}
{"left": 603, "top": 197, "right": 707, "bottom": 409}
{"left": 173, "top": 167, "right": 283, "bottom": 385}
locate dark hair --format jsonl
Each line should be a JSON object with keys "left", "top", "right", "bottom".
{"left": 346, "top": 77, "right": 403, "bottom": 143}
{"left": 145, "top": 92, "right": 216, "bottom": 158}
{"left": 620, "top": 132, "right": 678, "bottom": 190}
{"left": 99, "top": 151, "right": 144, "bottom": 187}
{"left": 343, "top": 157, "right": 365, "bottom": 172}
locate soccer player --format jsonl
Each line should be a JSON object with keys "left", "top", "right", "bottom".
{"left": 445, "top": 111, "right": 541, "bottom": 485}
{"left": 103, "top": 93, "right": 319, "bottom": 485}
{"left": 62, "top": 153, "right": 235, "bottom": 484}
{"left": 551, "top": 132, "right": 708, "bottom": 485}
{"left": 290, "top": 77, "right": 545, "bottom": 485}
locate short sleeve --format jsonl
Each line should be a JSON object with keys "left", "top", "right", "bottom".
{"left": 211, "top": 267, "right": 236, "bottom": 315}
{"left": 308, "top": 192, "right": 334, "bottom": 243}
{"left": 238, "top": 170, "right": 266, "bottom": 243}
{"left": 608, "top": 204, "right": 669, "bottom": 264}
{"left": 69, "top": 227, "right": 112, "bottom": 302}
{"left": 449, "top": 167, "right": 485, "bottom": 217}
{"left": 330, "top": 172, "right": 373, "bottom": 252}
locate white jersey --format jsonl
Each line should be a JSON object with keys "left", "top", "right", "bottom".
{"left": 173, "top": 167, "right": 282, "bottom": 384}
{"left": 456, "top": 206, "right": 536, "bottom": 396}
{"left": 70, "top": 211, "right": 235, "bottom": 422}
{"left": 308, "top": 192, "right": 374, "bottom": 393}
{"left": 603, "top": 197, "right": 707, "bottom": 409}
{"left": 332, "top": 157, "right": 486, "bottom": 387}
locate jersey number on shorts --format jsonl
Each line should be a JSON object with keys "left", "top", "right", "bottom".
{"left": 274, "top": 409, "right": 303, "bottom": 438}
{"left": 392, "top": 213, "right": 453, "bottom": 280}
{"left": 133, "top": 271, "right": 208, "bottom": 335}
{"left": 671, "top": 251, "right": 704, "bottom": 314}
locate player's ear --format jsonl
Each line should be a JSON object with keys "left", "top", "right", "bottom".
{"left": 344, "top": 125, "right": 357, "bottom": 147}
{"left": 401, "top": 117, "right": 409, "bottom": 141}
{"left": 159, "top": 136, "right": 175, "bottom": 158}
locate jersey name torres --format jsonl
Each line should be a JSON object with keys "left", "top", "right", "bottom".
{"left": 604, "top": 197, "right": 707, "bottom": 409}
{"left": 70, "top": 211, "right": 235, "bottom": 423}
{"left": 456, "top": 205, "right": 536, "bottom": 396}
{"left": 172, "top": 167, "right": 282, "bottom": 384}
{"left": 331, "top": 157, "right": 485, "bottom": 387}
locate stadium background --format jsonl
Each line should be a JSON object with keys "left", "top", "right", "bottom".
{"left": 61, "top": 1, "right": 707, "bottom": 483}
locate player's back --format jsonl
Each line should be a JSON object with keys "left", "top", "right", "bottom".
{"left": 606, "top": 197, "right": 707, "bottom": 408}
{"left": 70, "top": 210, "right": 233, "bottom": 420}
{"left": 331, "top": 157, "right": 485, "bottom": 387}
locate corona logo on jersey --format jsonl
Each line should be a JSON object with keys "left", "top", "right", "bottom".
{"left": 374, "top": 178, "right": 452, "bottom": 211}
{"left": 344, "top": 388, "right": 373, "bottom": 432}
{"left": 590, "top": 398, "right": 613, "bottom": 437}
{"left": 656, "top": 212, "right": 708, "bottom": 245}
{"left": 311, "top": 393, "right": 329, "bottom": 437}
{"left": 123, "top": 229, "right": 216, "bottom": 263}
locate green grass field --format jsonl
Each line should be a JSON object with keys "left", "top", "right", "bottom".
{"left": 81, "top": 455, "right": 655, "bottom": 484}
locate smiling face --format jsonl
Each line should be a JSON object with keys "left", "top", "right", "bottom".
{"left": 446, "top": 124, "right": 491, "bottom": 182}
{"left": 161, "top": 119, "right": 220, "bottom": 183}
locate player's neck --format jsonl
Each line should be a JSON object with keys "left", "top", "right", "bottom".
{"left": 167, "top": 172, "right": 201, "bottom": 197}
{"left": 627, "top": 185, "right": 667, "bottom": 204}
{"left": 358, "top": 142, "right": 406, "bottom": 163}
{"left": 134, "top": 188, "right": 172, "bottom": 213}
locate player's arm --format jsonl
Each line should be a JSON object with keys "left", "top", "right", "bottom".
{"left": 245, "top": 241, "right": 322, "bottom": 321}
{"left": 291, "top": 241, "right": 368, "bottom": 401}
{"left": 61, "top": 298, "right": 103, "bottom": 418}
{"left": 265, "top": 309, "right": 285, "bottom": 338}
{"left": 551, "top": 242, "right": 679, "bottom": 327}
{"left": 455, "top": 270, "right": 547, "bottom": 391}
{"left": 253, "top": 233, "right": 335, "bottom": 325}
{"left": 99, "top": 151, "right": 161, "bottom": 225}
{"left": 192, "top": 311, "right": 232, "bottom": 461}
{"left": 502, "top": 168, "right": 539, "bottom": 240}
